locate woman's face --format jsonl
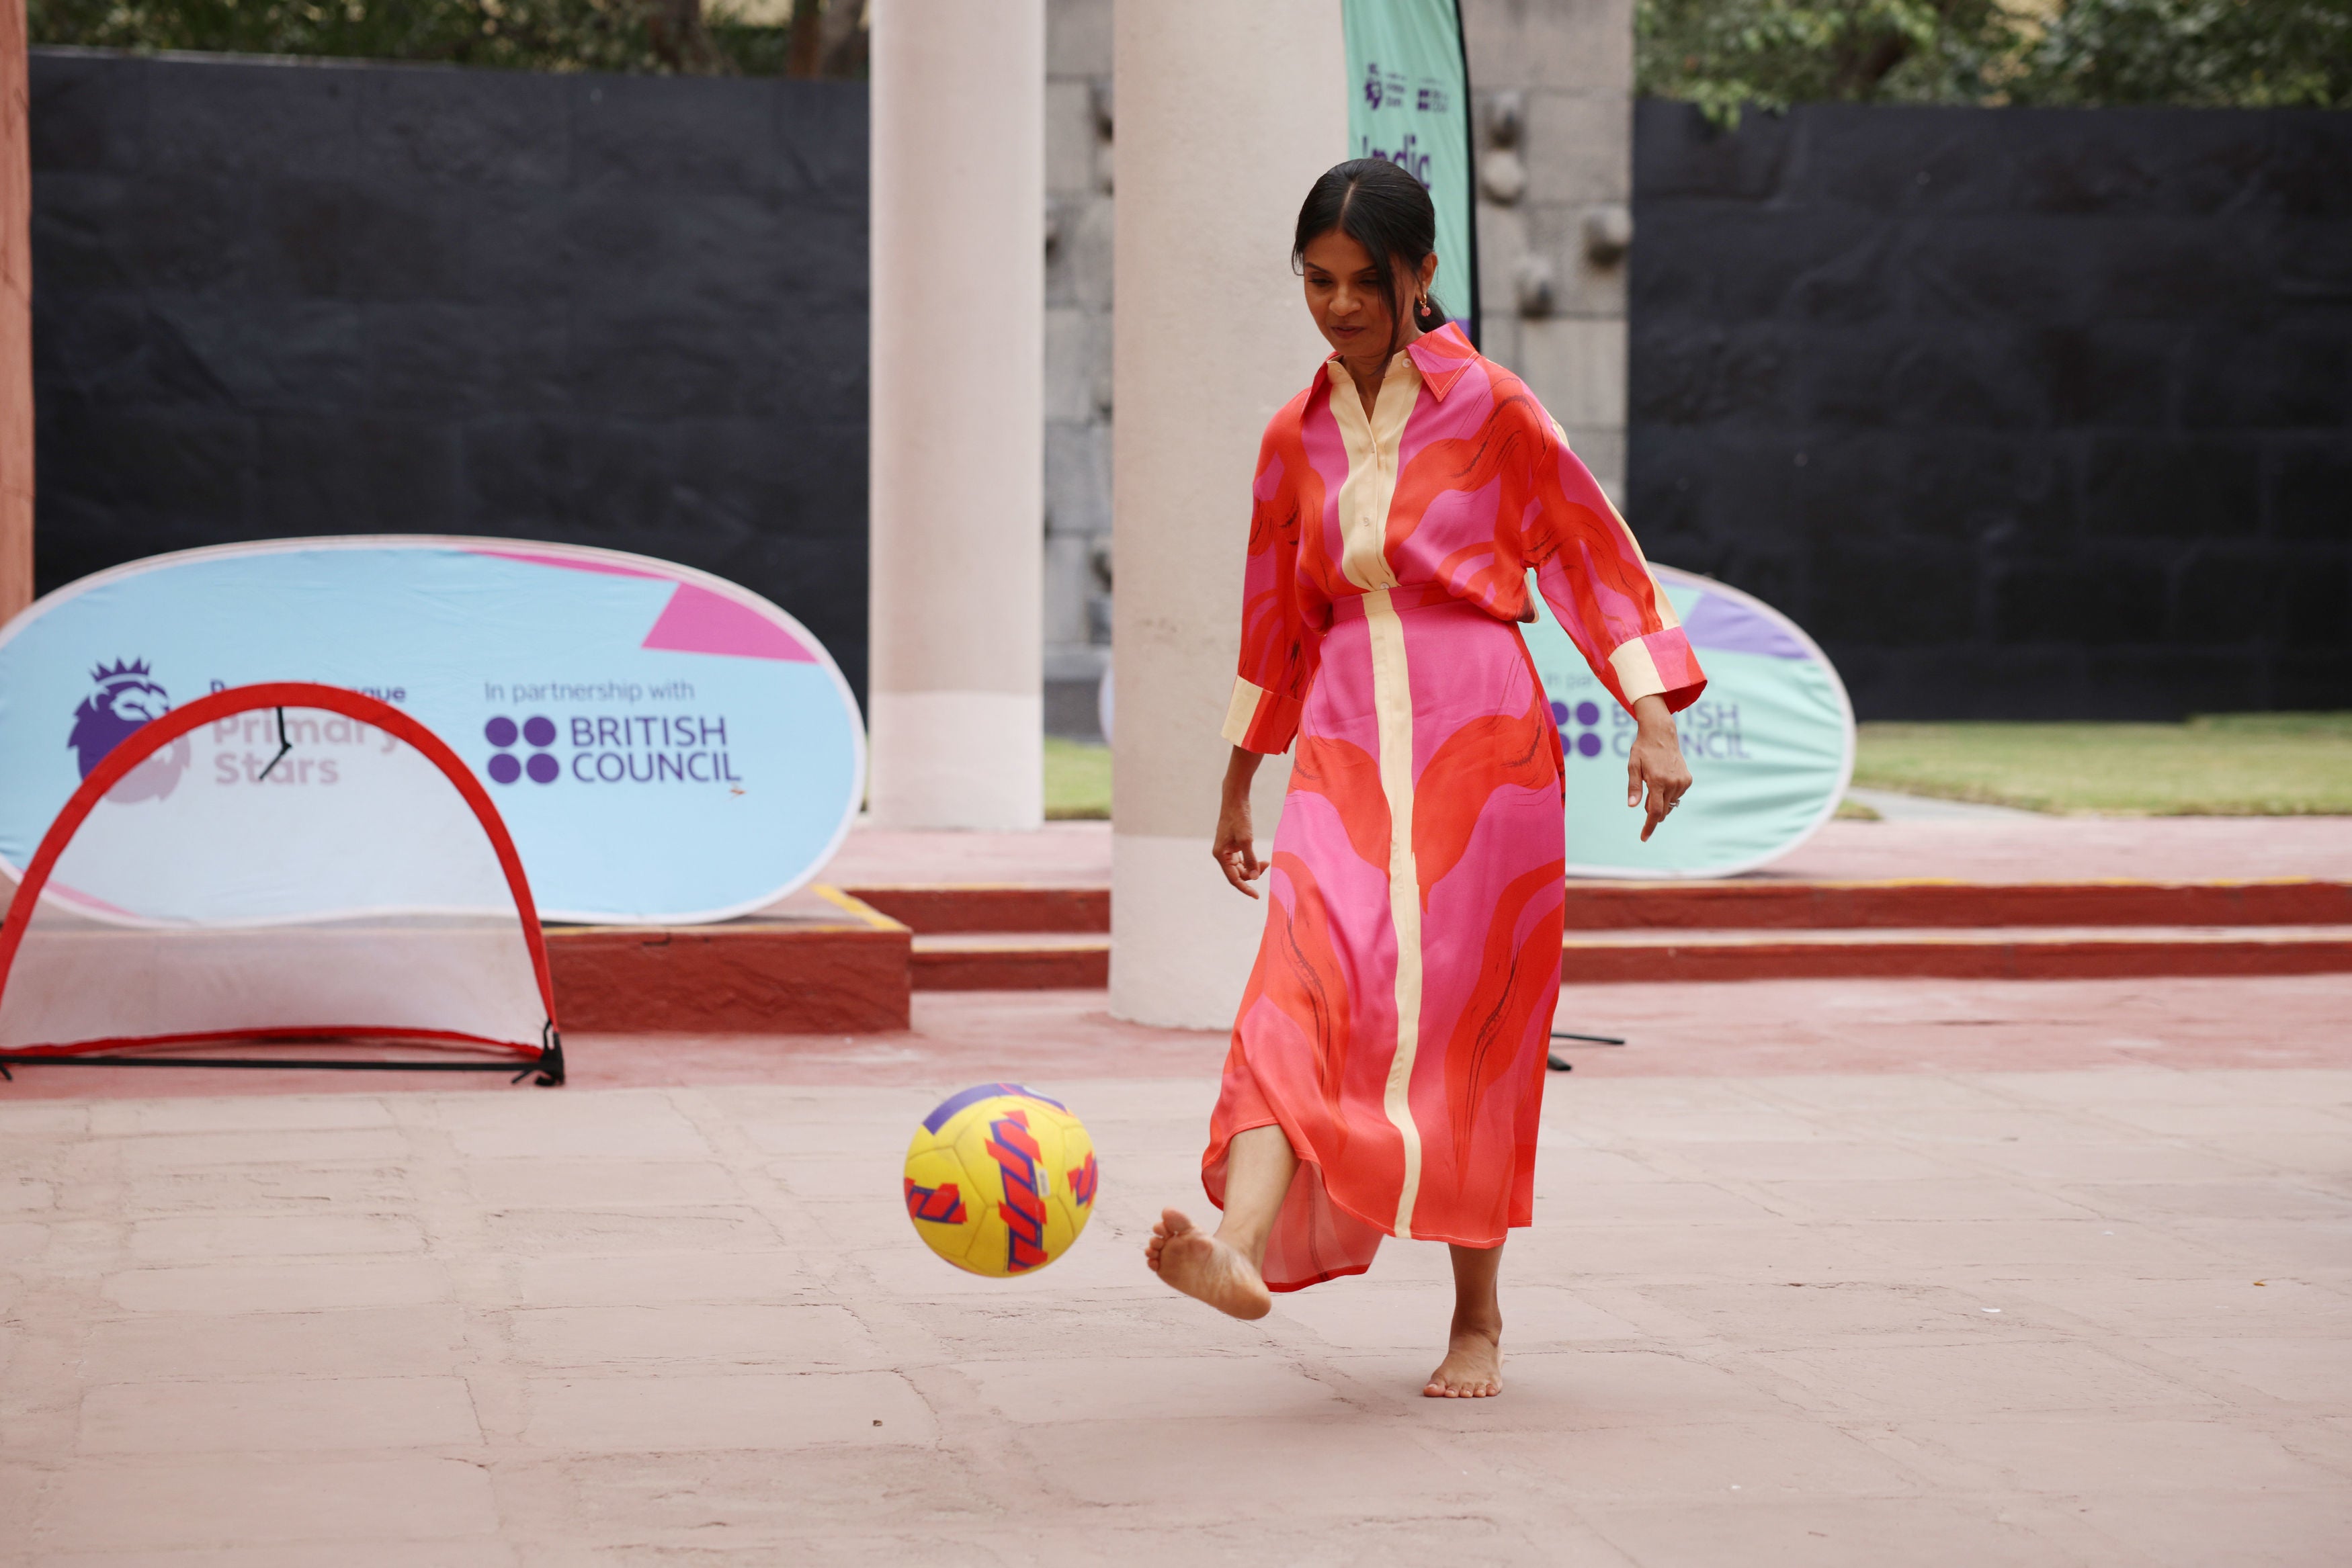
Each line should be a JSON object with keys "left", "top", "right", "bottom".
{"left": 1301, "top": 228, "right": 1434, "bottom": 359}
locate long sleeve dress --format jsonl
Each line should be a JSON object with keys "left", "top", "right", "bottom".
{"left": 1208, "top": 322, "right": 1706, "bottom": 1292}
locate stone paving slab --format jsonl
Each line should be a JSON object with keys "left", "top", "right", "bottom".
{"left": 3, "top": 1062, "right": 2348, "bottom": 1564}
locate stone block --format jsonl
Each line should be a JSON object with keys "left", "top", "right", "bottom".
{"left": 1046, "top": 80, "right": 1097, "bottom": 198}
{"left": 2099, "top": 646, "right": 2275, "bottom": 715}
{"left": 455, "top": 185, "right": 578, "bottom": 303}
{"left": 1805, "top": 324, "right": 2054, "bottom": 432}
{"left": 356, "top": 65, "right": 570, "bottom": 189}
{"left": 1515, "top": 316, "right": 1626, "bottom": 429}
{"left": 43, "top": 1458, "right": 499, "bottom": 1550}
{"left": 569, "top": 73, "right": 783, "bottom": 195}
{"left": 1047, "top": 0, "right": 1114, "bottom": 79}
{"left": 508, "top": 1303, "right": 876, "bottom": 1368}
{"left": 2088, "top": 216, "right": 2278, "bottom": 322}
{"left": 1897, "top": 217, "right": 2096, "bottom": 326}
{"left": 2268, "top": 435, "right": 2352, "bottom": 541}
{"left": 101, "top": 1259, "right": 452, "bottom": 1315}
{"left": 1632, "top": 97, "right": 1794, "bottom": 204}
{"left": 2181, "top": 319, "right": 2352, "bottom": 431}
{"left": 2025, "top": 323, "right": 2180, "bottom": 429}
{"left": 79, "top": 1307, "right": 470, "bottom": 1383}
{"left": 562, "top": 190, "right": 804, "bottom": 321}
{"left": 2081, "top": 433, "right": 2262, "bottom": 540}
{"left": 2009, "top": 107, "right": 2276, "bottom": 219}
{"left": 28, "top": 52, "right": 147, "bottom": 173}
{"left": 1627, "top": 321, "right": 1793, "bottom": 427}
{"left": 128, "top": 1213, "right": 427, "bottom": 1264}
{"left": 368, "top": 301, "right": 572, "bottom": 417}
{"left": 144, "top": 58, "right": 366, "bottom": 182}
{"left": 34, "top": 404, "right": 254, "bottom": 528}
{"left": 511, "top": 1250, "right": 829, "bottom": 1307}
{"left": 2263, "top": 112, "right": 2352, "bottom": 219}
{"left": 1044, "top": 306, "right": 1107, "bottom": 423}
{"left": 1802, "top": 103, "right": 2021, "bottom": 215}
{"left": 521, "top": 1370, "right": 935, "bottom": 1451}
{"left": 773, "top": 81, "right": 868, "bottom": 207}
{"left": 1045, "top": 192, "right": 1114, "bottom": 311}
{"left": 253, "top": 415, "right": 462, "bottom": 533}
{"left": 1045, "top": 419, "right": 1111, "bottom": 537}
{"left": 1803, "top": 537, "right": 1978, "bottom": 647}
{"left": 1523, "top": 91, "right": 1632, "bottom": 208}
{"left": 568, "top": 310, "right": 784, "bottom": 419}
{"left": 1991, "top": 556, "right": 2168, "bottom": 648}
{"left": 1043, "top": 530, "right": 1095, "bottom": 646}
{"left": 79, "top": 1375, "right": 482, "bottom": 1454}
{"left": 1462, "top": 0, "right": 1632, "bottom": 97}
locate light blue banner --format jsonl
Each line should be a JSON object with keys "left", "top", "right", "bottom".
{"left": 1344, "top": 0, "right": 1478, "bottom": 340}
{"left": 0, "top": 538, "right": 865, "bottom": 924}
{"left": 1524, "top": 564, "right": 1855, "bottom": 878}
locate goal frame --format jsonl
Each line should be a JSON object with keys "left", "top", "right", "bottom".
{"left": 0, "top": 682, "right": 564, "bottom": 1084}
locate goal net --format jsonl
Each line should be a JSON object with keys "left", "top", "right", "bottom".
{"left": 0, "top": 683, "right": 560, "bottom": 1080}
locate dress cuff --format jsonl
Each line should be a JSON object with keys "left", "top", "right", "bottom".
{"left": 1607, "top": 629, "right": 1708, "bottom": 713}
{"left": 1220, "top": 677, "right": 1302, "bottom": 753}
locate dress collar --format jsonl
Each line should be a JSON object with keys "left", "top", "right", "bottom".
{"left": 1321, "top": 320, "right": 1478, "bottom": 404}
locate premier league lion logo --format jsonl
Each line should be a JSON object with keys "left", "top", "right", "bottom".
{"left": 68, "top": 658, "right": 190, "bottom": 803}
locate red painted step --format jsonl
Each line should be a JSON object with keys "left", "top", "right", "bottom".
{"left": 844, "top": 885, "right": 1108, "bottom": 934}
{"left": 1560, "top": 925, "right": 2352, "bottom": 984}
{"left": 1560, "top": 878, "right": 2352, "bottom": 930}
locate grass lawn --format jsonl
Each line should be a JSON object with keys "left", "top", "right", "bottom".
{"left": 1044, "top": 736, "right": 1112, "bottom": 820}
{"left": 1853, "top": 713, "right": 2352, "bottom": 816}
{"left": 1050, "top": 716, "right": 2352, "bottom": 819}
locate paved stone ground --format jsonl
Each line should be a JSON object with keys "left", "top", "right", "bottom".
{"left": 4, "top": 1011, "right": 2349, "bottom": 1564}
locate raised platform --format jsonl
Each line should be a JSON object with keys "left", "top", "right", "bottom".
{"left": 545, "top": 887, "right": 909, "bottom": 1034}
{"left": 543, "top": 875, "right": 2352, "bottom": 1031}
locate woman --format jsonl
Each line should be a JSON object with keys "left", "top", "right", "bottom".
{"left": 1144, "top": 159, "right": 1705, "bottom": 1399}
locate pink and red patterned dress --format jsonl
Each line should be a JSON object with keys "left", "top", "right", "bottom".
{"left": 1208, "top": 323, "right": 1706, "bottom": 1291}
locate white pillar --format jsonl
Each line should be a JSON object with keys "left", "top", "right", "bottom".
{"left": 1109, "top": 0, "right": 1345, "bottom": 1029}
{"left": 868, "top": 0, "right": 1046, "bottom": 830}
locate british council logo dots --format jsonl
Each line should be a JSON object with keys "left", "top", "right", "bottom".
{"left": 484, "top": 715, "right": 560, "bottom": 785}
{"left": 1550, "top": 697, "right": 1607, "bottom": 759}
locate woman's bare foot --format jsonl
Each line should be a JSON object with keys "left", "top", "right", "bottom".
{"left": 1146, "top": 1208, "right": 1273, "bottom": 1320}
{"left": 1424, "top": 1319, "right": 1503, "bottom": 1398}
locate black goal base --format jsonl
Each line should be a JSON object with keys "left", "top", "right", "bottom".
{"left": 0, "top": 1033, "right": 564, "bottom": 1087}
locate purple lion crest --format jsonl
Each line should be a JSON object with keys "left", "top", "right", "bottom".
{"left": 68, "top": 658, "right": 189, "bottom": 802}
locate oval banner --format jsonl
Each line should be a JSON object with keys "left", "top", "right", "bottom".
{"left": 0, "top": 537, "right": 865, "bottom": 924}
{"left": 1522, "top": 564, "right": 1853, "bottom": 879}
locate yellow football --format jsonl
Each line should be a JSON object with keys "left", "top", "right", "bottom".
{"left": 903, "top": 1082, "right": 1098, "bottom": 1277}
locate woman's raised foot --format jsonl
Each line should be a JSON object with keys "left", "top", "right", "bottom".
{"left": 1147, "top": 1208, "right": 1273, "bottom": 1320}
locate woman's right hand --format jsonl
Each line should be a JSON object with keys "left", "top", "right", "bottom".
{"left": 1214, "top": 746, "right": 1267, "bottom": 898}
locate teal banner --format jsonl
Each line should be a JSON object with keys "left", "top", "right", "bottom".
{"left": 1343, "top": 0, "right": 1478, "bottom": 342}
{"left": 1523, "top": 566, "right": 1856, "bottom": 879}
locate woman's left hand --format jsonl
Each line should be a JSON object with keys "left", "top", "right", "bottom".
{"left": 1625, "top": 695, "right": 1692, "bottom": 843}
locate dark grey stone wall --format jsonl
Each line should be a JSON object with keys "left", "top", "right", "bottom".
{"left": 28, "top": 49, "right": 871, "bottom": 701}
{"left": 1630, "top": 99, "right": 2351, "bottom": 719}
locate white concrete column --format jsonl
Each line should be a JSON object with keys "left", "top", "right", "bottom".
{"left": 868, "top": 0, "right": 1046, "bottom": 830}
{"left": 1109, "top": 0, "right": 1345, "bottom": 1029}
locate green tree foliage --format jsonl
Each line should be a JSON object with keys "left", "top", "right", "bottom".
{"left": 1638, "top": 0, "right": 2352, "bottom": 120}
{"left": 2021, "top": 0, "right": 2352, "bottom": 106}
{"left": 26, "top": 0, "right": 866, "bottom": 77}
{"left": 1635, "top": 0, "right": 2025, "bottom": 122}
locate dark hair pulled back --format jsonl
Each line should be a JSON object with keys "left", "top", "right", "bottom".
{"left": 1292, "top": 159, "right": 1447, "bottom": 353}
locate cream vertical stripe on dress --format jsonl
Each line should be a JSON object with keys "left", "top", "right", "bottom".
{"left": 1328, "top": 355, "right": 1421, "bottom": 592}
{"left": 1364, "top": 586, "right": 1425, "bottom": 1237}
{"left": 1329, "top": 350, "right": 1431, "bottom": 1237}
